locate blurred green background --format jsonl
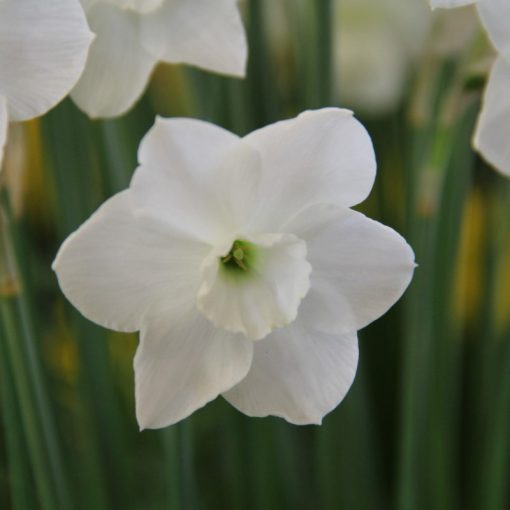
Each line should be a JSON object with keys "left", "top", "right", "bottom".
{"left": 1, "top": 1, "right": 510, "bottom": 509}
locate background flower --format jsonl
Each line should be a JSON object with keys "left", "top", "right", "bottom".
{"left": 53, "top": 109, "right": 415, "bottom": 428}
{"left": 72, "top": 0, "right": 247, "bottom": 118}
{"left": 333, "top": 0, "right": 431, "bottom": 115}
{"left": 0, "top": 0, "right": 93, "bottom": 166}
{"left": 431, "top": 0, "right": 510, "bottom": 175}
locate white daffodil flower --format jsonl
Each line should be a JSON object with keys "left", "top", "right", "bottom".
{"left": 53, "top": 108, "right": 416, "bottom": 429}
{"left": 0, "top": 0, "right": 93, "bottom": 167}
{"left": 72, "top": 0, "right": 247, "bottom": 118}
{"left": 430, "top": 0, "right": 510, "bottom": 176}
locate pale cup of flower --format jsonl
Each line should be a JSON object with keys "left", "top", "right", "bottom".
{"left": 53, "top": 108, "right": 416, "bottom": 429}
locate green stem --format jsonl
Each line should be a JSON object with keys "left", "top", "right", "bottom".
{"left": 315, "top": 0, "right": 333, "bottom": 105}
{"left": 0, "top": 297, "right": 57, "bottom": 510}
{"left": 0, "top": 312, "right": 37, "bottom": 510}
{"left": 161, "top": 422, "right": 197, "bottom": 510}
{"left": 1, "top": 193, "right": 73, "bottom": 510}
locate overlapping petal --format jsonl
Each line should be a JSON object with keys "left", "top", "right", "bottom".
{"left": 242, "top": 109, "right": 377, "bottom": 229}
{"left": 140, "top": 0, "right": 247, "bottom": 77}
{"left": 53, "top": 191, "right": 209, "bottom": 332}
{"left": 135, "top": 310, "right": 253, "bottom": 429}
{"left": 282, "top": 204, "right": 416, "bottom": 335}
{"left": 0, "top": 0, "right": 93, "bottom": 121}
{"left": 131, "top": 117, "right": 244, "bottom": 243}
{"left": 223, "top": 322, "right": 358, "bottom": 425}
{"left": 131, "top": 109, "right": 377, "bottom": 243}
{"left": 473, "top": 56, "right": 510, "bottom": 176}
{"left": 71, "top": 2, "right": 156, "bottom": 118}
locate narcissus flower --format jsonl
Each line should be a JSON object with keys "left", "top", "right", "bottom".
{"left": 431, "top": 0, "right": 510, "bottom": 176}
{"left": 53, "top": 108, "right": 416, "bottom": 428}
{"left": 0, "top": 0, "right": 93, "bottom": 166}
{"left": 72, "top": 0, "right": 247, "bottom": 118}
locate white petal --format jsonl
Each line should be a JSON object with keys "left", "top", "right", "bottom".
{"left": 212, "top": 142, "right": 263, "bottom": 234}
{"left": 197, "top": 233, "right": 311, "bottom": 340}
{"left": 283, "top": 205, "right": 416, "bottom": 335}
{"left": 242, "top": 108, "right": 377, "bottom": 230}
{"left": 135, "top": 309, "right": 253, "bottom": 429}
{"left": 223, "top": 322, "right": 359, "bottom": 425}
{"left": 477, "top": 0, "right": 510, "bottom": 63}
{"left": 131, "top": 117, "right": 244, "bottom": 244}
{"left": 0, "top": 95, "right": 7, "bottom": 169}
{"left": 71, "top": 3, "right": 156, "bottom": 118}
{"left": 139, "top": 0, "right": 247, "bottom": 77}
{"left": 53, "top": 190, "right": 209, "bottom": 332}
{"left": 0, "top": 0, "right": 93, "bottom": 121}
{"left": 430, "top": 0, "right": 476, "bottom": 8}
{"left": 110, "top": 0, "right": 163, "bottom": 13}
{"left": 473, "top": 56, "right": 510, "bottom": 176}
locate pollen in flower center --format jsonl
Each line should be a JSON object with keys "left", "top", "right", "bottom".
{"left": 220, "top": 240, "right": 257, "bottom": 274}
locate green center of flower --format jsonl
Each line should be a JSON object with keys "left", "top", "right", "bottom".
{"left": 220, "top": 240, "right": 257, "bottom": 274}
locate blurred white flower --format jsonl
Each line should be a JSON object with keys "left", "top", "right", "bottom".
{"left": 53, "top": 108, "right": 415, "bottom": 429}
{"left": 72, "top": 0, "right": 247, "bottom": 118}
{"left": 431, "top": 0, "right": 510, "bottom": 176}
{"left": 334, "top": 0, "right": 431, "bottom": 115}
{"left": 0, "top": 0, "right": 93, "bottom": 166}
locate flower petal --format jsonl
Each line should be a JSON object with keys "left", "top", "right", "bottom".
{"left": 430, "top": 0, "right": 476, "bottom": 8}
{"left": 52, "top": 190, "right": 209, "bottom": 332}
{"left": 71, "top": 3, "right": 156, "bottom": 118}
{"left": 242, "top": 108, "right": 377, "bottom": 229}
{"left": 0, "top": 96, "right": 7, "bottom": 168}
{"left": 0, "top": 0, "right": 93, "bottom": 121}
{"left": 473, "top": 56, "right": 510, "bottom": 177}
{"left": 223, "top": 322, "right": 358, "bottom": 425}
{"left": 135, "top": 309, "right": 253, "bottom": 429}
{"left": 283, "top": 205, "right": 416, "bottom": 335}
{"left": 131, "top": 117, "right": 245, "bottom": 244}
{"left": 139, "top": 0, "right": 247, "bottom": 77}
{"left": 212, "top": 142, "right": 263, "bottom": 235}
{"left": 477, "top": 0, "right": 510, "bottom": 60}
{"left": 197, "top": 233, "right": 311, "bottom": 340}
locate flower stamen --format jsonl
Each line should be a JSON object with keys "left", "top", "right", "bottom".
{"left": 220, "top": 240, "right": 255, "bottom": 273}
